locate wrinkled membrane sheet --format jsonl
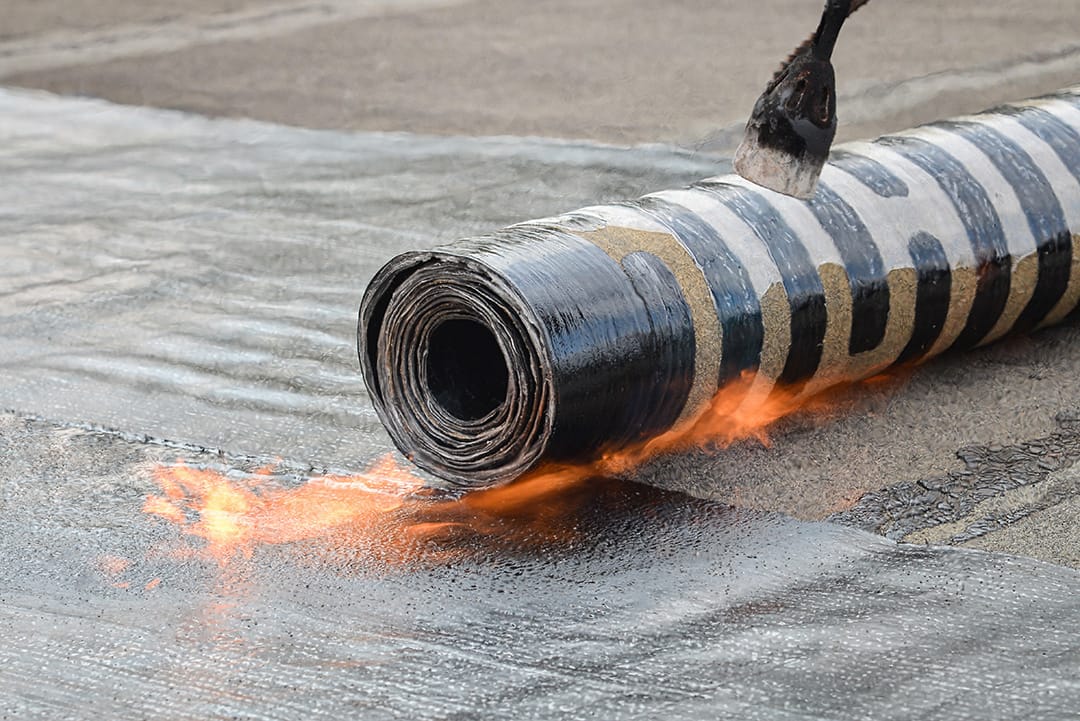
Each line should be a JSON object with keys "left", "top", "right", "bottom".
{"left": 1, "top": 88, "right": 1078, "bottom": 719}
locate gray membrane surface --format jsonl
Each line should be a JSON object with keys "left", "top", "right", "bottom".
{"left": 1, "top": 88, "right": 1079, "bottom": 719}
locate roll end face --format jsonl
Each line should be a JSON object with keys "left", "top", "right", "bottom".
{"left": 357, "top": 251, "right": 556, "bottom": 491}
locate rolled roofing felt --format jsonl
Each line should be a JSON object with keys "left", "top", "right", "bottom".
{"left": 359, "top": 89, "right": 1080, "bottom": 489}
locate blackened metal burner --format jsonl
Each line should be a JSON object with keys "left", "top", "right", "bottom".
{"left": 360, "top": 91, "right": 1080, "bottom": 489}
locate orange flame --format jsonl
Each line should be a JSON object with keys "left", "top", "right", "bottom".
{"left": 145, "top": 453, "right": 604, "bottom": 567}
{"left": 593, "top": 371, "right": 869, "bottom": 476}
{"left": 145, "top": 455, "right": 424, "bottom": 564}
{"left": 144, "top": 372, "right": 895, "bottom": 567}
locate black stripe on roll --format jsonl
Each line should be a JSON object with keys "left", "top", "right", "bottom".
{"left": 806, "top": 181, "right": 890, "bottom": 354}
{"left": 938, "top": 120, "right": 1072, "bottom": 333}
{"left": 478, "top": 226, "right": 696, "bottom": 453}
{"left": 829, "top": 149, "right": 910, "bottom": 198}
{"left": 897, "top": 231, "right": 952, "bottom": 364}
{"left": 692, "top": 182, "right": 827, "bottom": 387}
{"left": 633, "top": 197, "right": 765, "bottom": 386}
{"left": 617, "top": 251, "right": 697, "bottom": 436}
{"left": 879, "top": 135, "right": 1012, "bottom": 350}
{"left": 993, "top": 104, "right": 1080, "bottom": 316}
{"left": 991, "top": 105, "right": 1080, "bottom": 189}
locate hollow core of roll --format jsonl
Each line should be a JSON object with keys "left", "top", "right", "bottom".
{"left": 359, "top": 252, "right": 555, "bottom": 488}
{"left": 426, "top": 319, "right": 510, "bottom": 422}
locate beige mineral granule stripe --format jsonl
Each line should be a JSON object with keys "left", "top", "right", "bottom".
{"left": 1028, "top": 98, "right": 1080, "bottom": 326}
{"left": 1040, "top": 236, "right": 1080, "bottom": 327}
{"left": 919, "top": 125, "right": 1039, "bottom": 346}
{"left": 812, "top": 260, "right": 854, "bottom": 384}
{"left": 648, "top": 187, "right": 792, "bottom": 413}
{"left": 986, "top": 110, "right": 1080, "bottom": 328}
{"left": 720, "top": 176, "right": 851, "bottom": 398}
{"left": 863, "top": 141, "right": 980, "bottom": 360}
{"left": 566, "top": 204, "right": 722, "bottom": 426}
{"left": 816, "top": 164, "right": 917, "bottom": 380}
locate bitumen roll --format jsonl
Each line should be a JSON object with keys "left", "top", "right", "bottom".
{"left": 359, "top": 89, "right": 1080, "bottom": 489}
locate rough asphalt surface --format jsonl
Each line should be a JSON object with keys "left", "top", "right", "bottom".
{"left": 1, "top": 1, "right": 1078, "bottom": 718}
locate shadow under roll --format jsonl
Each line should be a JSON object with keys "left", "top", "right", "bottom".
{"left": 360, "top": 89, "right": 1080, "bottom": 489}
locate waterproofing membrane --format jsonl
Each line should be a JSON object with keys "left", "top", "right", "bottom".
{"left": 360, "top": 89, "right": 1080, "bottom": 488}
{"left": 1, "top": 88, "right": 1079, "bottom": 719}
{"left": 3, "top": 415, "right": 1080, "bottom": 721}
